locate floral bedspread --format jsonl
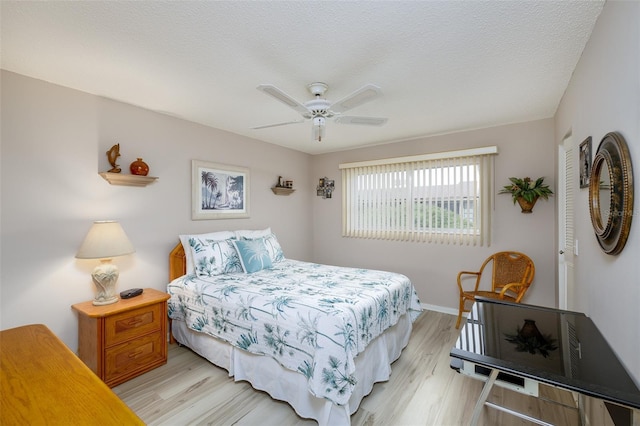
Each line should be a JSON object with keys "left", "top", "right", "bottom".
{"left": 167, "top": 259, "right": 422, "bottom": 405}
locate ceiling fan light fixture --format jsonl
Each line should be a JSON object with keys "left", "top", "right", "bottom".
{"left": 255, "top": 82, "right": 387, "bottom": 143}
{"left": 312, "top": 116, "right": 326, "bottom": 142}
{"left": 335, "top": 116, "right": 388, "bottom": 126}
{"left": 257, "top": 85, "right": 298, "bottom": 107}
{"left": 307, "top": 82, "right": 328, "bottom": 97}
{"left": 330, "top": 84, "right": 381, "bottom": 113}
{"left": 256, "top": 84, "right": 309, "bottom": 114}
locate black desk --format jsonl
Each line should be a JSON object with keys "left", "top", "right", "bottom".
{"left": 450, "top": 298, "right": 640, "bottom": 425}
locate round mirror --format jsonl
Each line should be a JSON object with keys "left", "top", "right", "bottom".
{"left": 588, "top": 132, "right": 634, "bottom": 255}
{"left": 591, "top": 154, "right": 612, "bottom": 235}
{"left": 598, "top": 161, "right": 611, "bottom": 230}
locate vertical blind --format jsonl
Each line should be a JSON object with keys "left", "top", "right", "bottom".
{"left": 339, "top": 147, "right": 497, "bottom": 245}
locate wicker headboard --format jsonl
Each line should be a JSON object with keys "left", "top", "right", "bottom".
{"left": 169, "top": 242, "right": 187, "bottom": 281}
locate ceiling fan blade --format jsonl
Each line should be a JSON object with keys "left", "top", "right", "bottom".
{"left": 330, "top": 84, "right": 382, "bottom": 113}
{"left": 334, "top": 116, "right": 388, "bottom": 126}
{"left": 257, "top": 84, "right": 309, "bottom": 115}
{"left": 251, "top": 119, "right": 305, "bottom": 130}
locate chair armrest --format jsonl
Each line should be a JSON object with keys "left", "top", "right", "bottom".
{"left": 499, "top": 282, "right": 523, "bottom": 299}
{"left": 457, "top": 271, "right": 481, "bottom": 292}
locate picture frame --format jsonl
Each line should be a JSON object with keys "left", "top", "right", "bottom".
{"left": 192, "top": 160, "right": 249, "bottom": 220}
{"left": 316, "top": 176, "right": 335, "bottom": 199}
{"left": 579, "top": 136, "right": 592, "bottom": 188}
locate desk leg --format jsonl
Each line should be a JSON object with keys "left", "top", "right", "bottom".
{"left": 470, "top": 368, "right": 499, "bottom": 426}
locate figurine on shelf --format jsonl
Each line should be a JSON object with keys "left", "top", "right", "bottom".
{"left": 106, "top": 144, "right": 121, "bottom": 173}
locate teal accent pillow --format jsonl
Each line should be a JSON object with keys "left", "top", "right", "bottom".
{"left": 233, "top": 237, "right": 273, "bottom": 273}
{"left": 240, "top": 233, "right": 285, "bottom": 263}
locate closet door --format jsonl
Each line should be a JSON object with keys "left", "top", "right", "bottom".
{"left": 557, "top": 135, "right": 575, "bottom": 310}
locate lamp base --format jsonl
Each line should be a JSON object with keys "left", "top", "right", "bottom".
{"left": 92, "top": 295, "right": 119, "bottom": 306}
{"left": 91, "top": 259, "right": 120, "bottom": 306}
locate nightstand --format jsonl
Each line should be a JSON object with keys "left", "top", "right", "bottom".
{"left": 71, "top": 288, "right": 170, "bottom": 387}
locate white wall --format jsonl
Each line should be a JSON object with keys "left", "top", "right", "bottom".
{"left": 555, "top": 1, "right": 640, "bottom": 383}
{"left": 0, "top": 71, "right": 313, "bottom": 352}
{"left": 311, "top": 119, "right": 557, "bottom": 312}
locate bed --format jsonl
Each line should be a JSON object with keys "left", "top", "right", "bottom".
{"left": 167, "top": 229, "right": 422, "bottom": 425}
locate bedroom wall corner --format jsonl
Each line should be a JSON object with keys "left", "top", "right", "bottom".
{"left": 310, "top": 119, "right": 557, "bottom": 314}
{"left": 0, "top": 70, "right": 313, "bottom": 351}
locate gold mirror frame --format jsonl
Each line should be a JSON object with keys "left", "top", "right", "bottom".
{"left": 588, "top": 132, "right": 634, "bottom": 255}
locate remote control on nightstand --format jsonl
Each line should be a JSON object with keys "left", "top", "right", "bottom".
{"left": 120, "top": 288, "right": 143, "bottom": 299}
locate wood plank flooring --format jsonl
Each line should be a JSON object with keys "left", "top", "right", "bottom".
{"left": 113, "top": 310, "right": 618, "bottom": 425}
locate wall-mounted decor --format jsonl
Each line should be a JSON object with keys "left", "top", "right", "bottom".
{"left": 499, "top": 176, "right": 553, "bottom": 213}
{"left": 271, "top": 175, "right": 295, "bottom": 195}
{"left": 317, "top": 177, "right": 335, "bottom": 199}
{"left": 99, "top": 172, "right": 158, "bottom": 187}
{"left": 130, "top": 158, "right": 149, "bottom": 176}
{"left": 106, "top": 144, "right": 122, "bottom": 173}
{"left": 100, "top": 143, "right": 157, "bottom": 186}
{"left": 192, "top": 160, "right": 249, "bottom": 220}
{"left": 588, "top": 132, "right": 633, "bottom": 255}
{"left": 579, "top": 136, "right": 592, "bottom": 188}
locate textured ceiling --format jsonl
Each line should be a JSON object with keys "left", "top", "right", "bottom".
{"left": 1, "top": 1, "right": 604, "bottom": 155}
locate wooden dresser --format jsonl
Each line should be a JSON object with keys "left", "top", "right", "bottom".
{"left": 72, "top": 287, "right": 170, "bottom": 387}
{"left": 0, "top": 324, "right": 144, "bottom": 424}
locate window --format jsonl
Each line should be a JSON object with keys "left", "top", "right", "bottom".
{"left": 339, "top": 147, "right": 497, "bottom": 245}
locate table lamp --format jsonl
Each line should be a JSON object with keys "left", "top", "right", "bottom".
{"left": 76, "top": 220, "right": 135, "bottom": 305}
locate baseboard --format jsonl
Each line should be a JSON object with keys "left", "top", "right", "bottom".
{"left": 421, "top": 303, "right": 459, "bottom": 317}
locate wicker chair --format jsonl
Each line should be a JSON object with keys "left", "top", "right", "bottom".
{"left": 455, "top": 251, "right": 535, "bottom": 329}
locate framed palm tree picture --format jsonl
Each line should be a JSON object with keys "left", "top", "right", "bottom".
{"left": 192, "top": 160, "right": 250, "bottom": 220}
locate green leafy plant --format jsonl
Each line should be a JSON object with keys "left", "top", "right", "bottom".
{"left": 499, "top": 177, "right": 554, "bottom": 204}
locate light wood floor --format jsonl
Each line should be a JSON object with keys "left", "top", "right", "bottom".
{"left": 113, "top": 310, "right": 617, "bottom": 425}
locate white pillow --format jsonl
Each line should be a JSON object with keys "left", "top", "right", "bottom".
{"left": 235, "top": 227, "right": 272, "bottom": 240}
{"left": 263, "top": 233, "right": 285, "bottom": 263}
{"left": 193, "top": 239, "right": 243, "bottom": 277}
{"left": 179, "top": 231, "right": 235, "bottom": 274}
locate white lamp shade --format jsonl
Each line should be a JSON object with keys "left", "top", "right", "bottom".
{"left": 76, "top": 221, "right": 135, "bottom": 259}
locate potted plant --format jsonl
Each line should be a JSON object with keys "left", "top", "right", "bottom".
{"left": 499, "top": 177, "right": 553, "bottom": 213}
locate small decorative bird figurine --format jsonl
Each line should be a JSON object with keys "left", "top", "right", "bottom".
{"left": 106, "top": 144, "right": 121, "bottom": 173}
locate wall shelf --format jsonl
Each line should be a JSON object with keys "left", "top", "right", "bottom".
{"left": 99, "top": 172, "right": 158, "bottom": 187}
{"left": 271, "top": 186, "right": 295, "bottom": 196}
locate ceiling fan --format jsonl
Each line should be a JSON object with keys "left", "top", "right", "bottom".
{"left": 253, "top": 82, "right": 387, "bottom": 142}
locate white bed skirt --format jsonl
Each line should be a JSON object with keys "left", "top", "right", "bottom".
{"left": 172, "top": 313, "right": 413, "bottom": 426}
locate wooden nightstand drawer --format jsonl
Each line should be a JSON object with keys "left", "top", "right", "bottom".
{"left": 104, "top": 331, "right": 164, "bottom": 385}
{"left": 72, "top": 288, "right": 171, "bottom": 387}
{"left": 105, "top": 303, "right": 162, "bottom": 346}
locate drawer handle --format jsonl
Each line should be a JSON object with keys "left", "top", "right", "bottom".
{"left": 128, "top": 349, "right": 144, "bottom": 358}
{"left": 125, "top": 318, "right": 144, "bottom": 328}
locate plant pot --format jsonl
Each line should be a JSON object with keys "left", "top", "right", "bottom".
{"left": 517, "top": 196, "right": 538, "bottom": 213}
